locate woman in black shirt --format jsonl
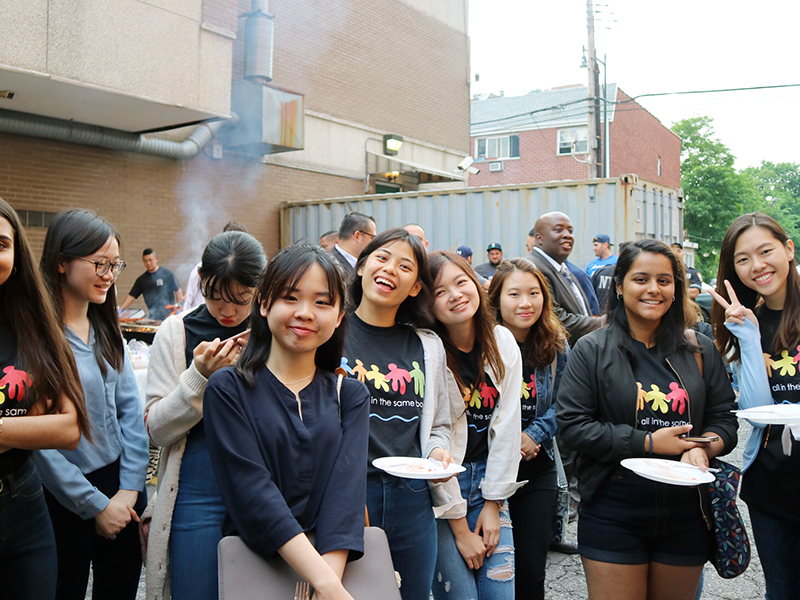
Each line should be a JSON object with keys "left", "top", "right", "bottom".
{"left": 0, "top": 198, "right": 89, "bottom": 599}
{"left": 205, "top": 244, "right": 370, "bottom": 600}
{"left": 341, "top": 228, "right": 452, "bottom": 600}
{"left": 557, "top": 239, "right": 737, "bottom": 600}
{"left": 488, "top": 257, "right": 570, "bottom": 600}
{"left": 711, "top": 212, "right": 800, "bottom": 600}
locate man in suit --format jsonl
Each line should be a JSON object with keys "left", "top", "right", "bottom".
{"left": 330, "top": 211, "right": 377, "bottom": 277}
{"left": 527, "top": 211, "right": 602, "bottom": 343}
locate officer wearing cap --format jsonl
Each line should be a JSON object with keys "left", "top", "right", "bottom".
{"left": 474, "top": 242, "right": 503, "bottom": 278}
{"left": 585, "top": 234, "right": 618, "bottom": 276}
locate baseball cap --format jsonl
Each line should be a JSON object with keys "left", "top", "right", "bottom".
{"left": 486, "top": 242, "right": 502, "bottom": 252}
{"left": 593, "top": 234, "right": 612, "bottom": 245}
{"left": 456, "top": 245, "right": 473, "bottom": 258}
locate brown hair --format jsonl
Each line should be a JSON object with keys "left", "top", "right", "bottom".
{"left": 488, "top": 258, "right": 567, "bottom": 368}
{"left": 0, "top": 199, "right": 90, "bottom": 439}
{"left": 713, "top": 212, "right": 800, "bottom": 361}
{"left": 429, "top": 251, "right": 505, "bottom": 392}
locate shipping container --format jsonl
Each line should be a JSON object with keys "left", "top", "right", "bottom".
{"left": 280, "top": 175, "right": 683, "bottom": 268}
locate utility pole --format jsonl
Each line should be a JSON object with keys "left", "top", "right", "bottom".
{"left": 586, "top": 0, "right": 602, "bottom": 178}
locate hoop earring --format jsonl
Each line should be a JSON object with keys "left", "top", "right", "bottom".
{"left": 10, "top": 267, "right": 16, "bottom": 276}
{"left": 672, "top": 296, "right": 676, "bottom": 302}
{"left": 616, "top": 292, "right": 622, "bottom": 299}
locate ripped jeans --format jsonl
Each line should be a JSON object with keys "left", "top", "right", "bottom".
{"left": 432, "top": 459, "right": 515, "bottom": 600}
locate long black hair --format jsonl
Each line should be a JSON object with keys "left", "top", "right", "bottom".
{"left": 347, "top": 228, "right": 433, "bottom": 329}
{"left": 606, "top": 238, "right": 692, "bottom": 363}
{"left": 198, "top": 231, "right": 266, "bottom": 302}
{"left": 0, "top": 199, "right": 90, "bottom": 437}
{"left": 429, "top": 251, "right": 504, "bottom": 391}
{"left": 41, "top": 210, "right": 124, "bottom": 376}
{"left": 235, "top": 244, "right": 347, "bottom": 387}
{"left": 713, "top": 212, "right": 800, "bottom": 361}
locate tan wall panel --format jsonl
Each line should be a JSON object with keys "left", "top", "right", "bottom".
{"left": 0, "top": 0, "right": 49, "bottom": 71}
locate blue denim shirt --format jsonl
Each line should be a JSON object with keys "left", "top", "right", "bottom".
{"left": 523, "top": 344, "right": 570, "bottom": 460}
{"left": 33, "top": 326, "right": 149, "bottom": 519}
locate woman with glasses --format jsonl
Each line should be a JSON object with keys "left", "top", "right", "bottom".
{"left": 142, "top": 231, "right": 266, "bottom": 600}
{"left": 35, "top": 210, "right": 150, "bottom": 600}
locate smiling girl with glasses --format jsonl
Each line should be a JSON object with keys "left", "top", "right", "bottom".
{"left": 36, "top": 209, "right": 150, "bottom": 600}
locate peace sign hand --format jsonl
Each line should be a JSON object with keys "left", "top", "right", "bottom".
{"left": 708, "top": 280, "right": 758, "bottom": 327}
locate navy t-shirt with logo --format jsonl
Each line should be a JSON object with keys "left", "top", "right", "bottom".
{"left": 341, "top": 314, "right": 424, "bottom": 475}
{"left": 631, "top": 340, "right": 691, "bottom": 444}
{"left": 740, "top": 306, "right": 800, "bottom": 524}
{"left": 0, "top": 320, "right": 35, "bottom": 475}
{"left": 455, "top": 345, "right": 498, "bottom": 463}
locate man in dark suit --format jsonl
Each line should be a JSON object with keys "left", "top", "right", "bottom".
{"left": 527, "top": 211, "right": 602, "bottom": 343}
{"left": 329, "top": 211, "right": 377, "bottom": 277}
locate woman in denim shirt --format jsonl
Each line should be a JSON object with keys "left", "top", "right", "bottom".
{"left": 489, "top": 258, "right": 570, "bottom": 600}
{"left": 35, "top": 210, "right": 149, "bottom": 600}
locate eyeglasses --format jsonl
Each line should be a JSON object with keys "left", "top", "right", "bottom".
{"left": 74, "top": 257, "right": 127, "bottom": 277}
{"left": 357, "top": 230, "right": 376, "bottom": 240}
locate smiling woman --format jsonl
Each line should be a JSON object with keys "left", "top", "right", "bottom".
{"left": 342, "top": 228, "right": 453, "bottom": 600}
{"left": 710, "top": 212, "right": 800, "bottom": 600}
{"left": 0, "top": 200, "right": 89, "bottom": 600}
{"left": 556, "top": 239, "right": 738, "bottom": 600}
{"left": 202, "top": 244, "right": 370, "bottom": 600}
{"left": 36, "top": 210, "right": 150, "bottom": 600}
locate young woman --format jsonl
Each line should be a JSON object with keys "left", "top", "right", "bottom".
{"left": 710, "top": 212, "right": 800, "bottom": 599}
{"left": 0, "top": 199, "right": 90, "bottom": 600}
{"left": 142, "top": 231, "right": 266, "bottom": 600}
{"left": 488, "top": 257, "right": 569, "bottom": 600}
{"left": 203, "top": 244, "right": 370, "bottom": 600}
{"left": 428, "top": 252, "right": 523, "bottom": 600}
{"left": 341, "top": 228, "right": 452, "bottom": 600}
{"left": 35, "top": 210, "right": 150, "bottom": 600}
{"left": 556, "top": 239, "right": 738, "bottom": 600}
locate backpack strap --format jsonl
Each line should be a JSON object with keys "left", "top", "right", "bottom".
{"left": 684, "top": 328, "right": 703, "bottom": 376}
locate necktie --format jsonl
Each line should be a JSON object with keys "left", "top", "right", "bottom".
{"left": 561, "top": 265, "right": 589, "bottom": 316}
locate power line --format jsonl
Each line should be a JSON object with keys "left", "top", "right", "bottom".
{"left": 471, "top": 83, "right": 800, "bottom": 128}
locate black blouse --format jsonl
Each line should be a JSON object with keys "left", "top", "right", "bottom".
{"left": 204, "top": 367, "right": 370, "bottom": 559}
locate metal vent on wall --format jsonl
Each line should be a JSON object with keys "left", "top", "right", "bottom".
{"left": 244, "top": 0, "right": 275, "bottom": 82}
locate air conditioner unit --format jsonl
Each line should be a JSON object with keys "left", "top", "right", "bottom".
{"left": 488, "top": 161, "right": 503, "bottom": 172}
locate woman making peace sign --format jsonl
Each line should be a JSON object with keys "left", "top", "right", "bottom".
{"left": 710, "top": 212, "right": 800, "bottom": 600}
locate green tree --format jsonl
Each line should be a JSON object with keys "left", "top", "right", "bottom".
{"left": 672, "top": 117, "right": 763, "bottom": 280}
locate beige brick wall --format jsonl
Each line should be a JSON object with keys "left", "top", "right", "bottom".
{"left": 2, "top": 0, "right": 470, "bottom": 314}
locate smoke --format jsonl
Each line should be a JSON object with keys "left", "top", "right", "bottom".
{"left": 172, "top": 155, "right": 264, "bottom": 284}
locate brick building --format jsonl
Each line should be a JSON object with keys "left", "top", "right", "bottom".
{"left": 0, "top": 0, "right": 470, "bottom": 309}
{"left": 469, "top": 85, "right": 681, "bottom": 189}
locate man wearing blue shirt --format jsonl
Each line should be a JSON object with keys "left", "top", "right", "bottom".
{"left": 585, "top": 234, "right": 618, "bottom": 277}
{"left": 119, "top": 249, "right": 183, "bottom": 320}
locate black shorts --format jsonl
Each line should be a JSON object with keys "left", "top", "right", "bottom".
{"left": 578, "top": 468, "right": 712, "bottom": 566}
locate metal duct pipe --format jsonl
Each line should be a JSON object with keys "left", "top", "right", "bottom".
{"left": 243, "top": 0, "right": 274, "bottom": 82}
{"left": 0, "top": 108, "right": 231, "bottom": 160}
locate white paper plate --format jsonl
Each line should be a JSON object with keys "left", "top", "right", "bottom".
{"left": 621, "top": 458, "right": 714, "bottom": 486}
{"left": 735, "top": 404, "right": 800, "bottom": 426}
{"left": 372, "top": 457, "right": 466, "bottom": 480}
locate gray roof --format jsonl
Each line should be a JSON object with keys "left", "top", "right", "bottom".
{"left": 471, "top": 84, "right": 618, "bottom": 136}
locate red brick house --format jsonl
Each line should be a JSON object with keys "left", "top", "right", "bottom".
{"left": 469, "top": 85, "right": 681, "bottom": 189}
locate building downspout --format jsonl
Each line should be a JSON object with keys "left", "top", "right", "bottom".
{"left": 0, "top": 108, "right": 233, "bottom": 160}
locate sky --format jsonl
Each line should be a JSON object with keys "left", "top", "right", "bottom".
{"left": 468, "top": 0, "right": 800, "bottom": 170}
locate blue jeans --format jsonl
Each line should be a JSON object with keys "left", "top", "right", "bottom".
{"left": 0, "top": 459, "right": 57, "bottom": 600}
{"left": 432, "top": 460, "right": 515, "bottom": 600}
{"left": 747, "top": 504, "right": 800, "bottom": 600}
{"left": 170, "top": 430, "right": 227, "bottom": 600}
{"left": 367, "top": 472, "right": 438, "bottom": 600}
